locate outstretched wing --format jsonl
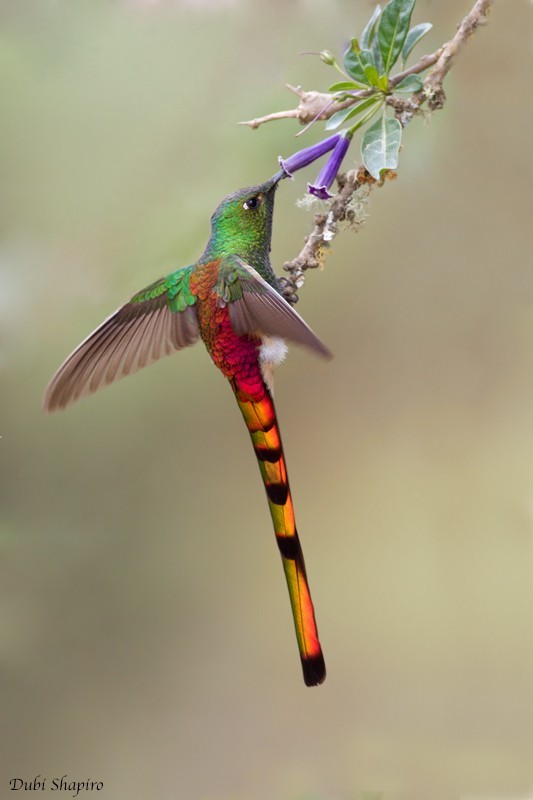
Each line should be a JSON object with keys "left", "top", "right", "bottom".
{"left": 224, "top": 260, "right": 331, "bottom": 359}
{"left": 43, "top": 267, "right": 199, "bottom": 413}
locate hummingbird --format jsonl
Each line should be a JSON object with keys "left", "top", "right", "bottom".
{"left": 43, "top": 171, "right": 329, "bottom": 686}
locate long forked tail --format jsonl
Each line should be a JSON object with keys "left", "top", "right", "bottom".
{"left": 232, "top": 379, "right": 326, "bottom": 686}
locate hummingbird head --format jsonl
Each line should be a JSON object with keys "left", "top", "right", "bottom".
{"left": 204, "top": 171, "right": 285, "bottom": 275}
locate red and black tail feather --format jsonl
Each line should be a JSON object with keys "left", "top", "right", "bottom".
{"left": 232, "top": 379, "right": 326, "bottom": 687}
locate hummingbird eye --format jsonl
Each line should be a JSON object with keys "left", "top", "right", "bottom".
{"left": 243, "top": 194, "right": 263, "bottom": 211}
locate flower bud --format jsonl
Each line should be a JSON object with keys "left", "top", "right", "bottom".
{"left": 320, "top": 50, "right": 336, "bottom": 66}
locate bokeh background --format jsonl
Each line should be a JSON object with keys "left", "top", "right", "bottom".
{"left": 2, "top": 1, "right": 533, "bottom": 798}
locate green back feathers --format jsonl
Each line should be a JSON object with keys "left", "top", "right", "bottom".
{"left": 131, "top": 266, "right": 197, "bottom": 314}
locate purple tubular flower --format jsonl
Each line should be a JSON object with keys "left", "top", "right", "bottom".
{"left": 278, "top": 133, "right": 342, "bottom": 178}
{"left": 308, "top": 131, "right": 351, "bottom": 200}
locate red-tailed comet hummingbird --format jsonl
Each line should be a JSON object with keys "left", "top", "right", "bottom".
{"left": 43, "top": 171, "right": 329, "bottom": 686}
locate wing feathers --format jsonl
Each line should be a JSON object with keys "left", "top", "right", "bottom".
{"left": 44, "top": 259, "right": 329, "bottom": 413}
{"left": 43, "top": 301, "right": 199, "bottom": 413}
{"left": 228, "top": 263, "right": 331, "bottom": 359}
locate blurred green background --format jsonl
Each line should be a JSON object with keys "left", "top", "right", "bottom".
{"left": 2, "top": 1, "right": 533, "bottom": 798}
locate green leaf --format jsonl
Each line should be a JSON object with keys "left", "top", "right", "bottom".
{"left": 347, "top": 99, "right": 383, "bottom": 134}
{"left": 377, "top": 74, "right": 389, "bottom": 92}
{"left": 344, "top": 39, "right": 367, "bottom": 85}
{"left": 326, "top": 106, "right": 359, "bottom": 131}
{"left": 378, "top": 0, "right": 416, "bottom": 75}
{"left": 361, "top": 115, "right": 402, "bottom": 179}
{"left": 393, "top": 74, "right": 423, "bottom": 94}
{"left": 344, "top": 41, "right": 381, "bottom": 88}
{"left": 402, "top": 22, "right": 432, "bottom": 63}
{"left": 325, "top": 96, "right": 381, "bottom": 131}
{"left": 372, "top": 32, "right": 384, "bottom": 74}
{"left": 328, "top": 80, "right": 366, "bottom": 93}
{"left": 363, "top": 62, "right": 381, "bottom": 88}
{"left": 355, "top": 46, "right": 380, "bottom": 87}
{"left": 361, "top": 5, "right": 382, "bottom": 49}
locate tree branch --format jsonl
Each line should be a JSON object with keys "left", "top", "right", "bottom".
{"left": 238, "top": 54, "right": 444, "bottom": 131}
{"left": 238, "top": 84, "right": 360, "bottom": 130}
{"left": 278, "top": 168, "right": 395, "bottom": 304}
{"left": 268, "top": 0, "right": 494, "bottom": 303}
{"left": 423, "top": 0, "right": 492, "bottom": 108}
{"left": 387, "top": 0, "right": 493, "bottom": 124}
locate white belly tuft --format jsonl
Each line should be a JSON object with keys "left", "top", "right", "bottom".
{"left": 259, "top": 336, "right": 287, "bottom": 393}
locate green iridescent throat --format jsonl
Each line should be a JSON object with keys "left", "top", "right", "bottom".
{"left": 202, "top": 185, "right": 279, "bottom": 288}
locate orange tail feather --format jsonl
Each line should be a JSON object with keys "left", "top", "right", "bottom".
{"left": 233, "top": 378, "right": 326, "bottom": 686}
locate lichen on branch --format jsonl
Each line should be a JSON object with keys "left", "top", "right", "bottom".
{"left": 279, "top": 168, "right": 395, "bottom": 304}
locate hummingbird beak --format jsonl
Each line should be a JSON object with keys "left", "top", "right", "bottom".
{"left": 265, "top": 168, "right": 287, "bottom": 193}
